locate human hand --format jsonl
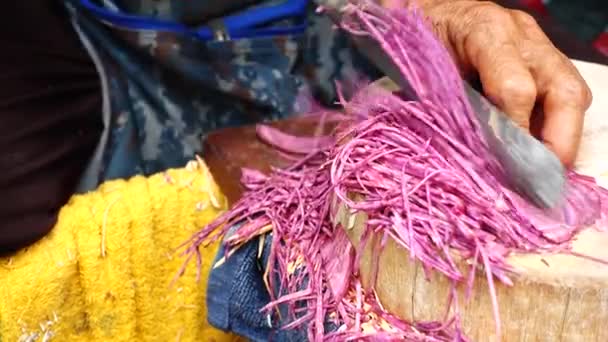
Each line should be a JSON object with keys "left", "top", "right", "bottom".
{"left": 382, "top": 0, "right": 592, "bottom": 166}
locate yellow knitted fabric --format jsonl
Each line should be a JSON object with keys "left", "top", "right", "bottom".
{"left": 0, "top": 160, "right": 243, "bottom": 342}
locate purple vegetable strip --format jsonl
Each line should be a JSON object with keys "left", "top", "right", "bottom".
{"left": 180, "top": 1, "right": 608, "bottom": 340}
{"left": 257, "top": 124, "right": 335, "bottom": 154}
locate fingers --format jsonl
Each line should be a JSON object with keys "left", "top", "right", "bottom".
{"left": 427, "top": 1, "right": 591, "bottom": 165}
{"left": 511, "top": 11, "right": 592, "bottom": 165}
{"left": 541, "top": 84, "right": 588, "bottom": 166}
{"left": 458, "top": 11, "right": 537, "bottom": 130}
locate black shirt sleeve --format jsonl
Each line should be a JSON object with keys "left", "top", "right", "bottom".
{"left": 0, "top": 1, "right": 103, "bottom": 253}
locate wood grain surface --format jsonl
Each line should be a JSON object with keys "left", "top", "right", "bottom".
{"left": 203, "top": 116, "right": 336, "bottom": 204}
{"left": 200, "top": 14, "right": 608, "bottom": 341}
{"left": 330, "top": 60, "right": 608, "bottom": 342}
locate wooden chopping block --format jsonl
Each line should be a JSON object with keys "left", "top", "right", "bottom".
{"left": 203, "top": 116, "right": 336, "bottom": 204}
{"left": 333, "top": 60, "right": 608, "bottom": 341}
{"left": 201, "top": 59, "right": 608, "bottom": 341}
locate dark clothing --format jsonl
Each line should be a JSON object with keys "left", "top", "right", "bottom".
{"left": 0, "top": 1, "right": 102, "bottom": 253}
{"left": 0, "top": 0, "right": 605, "bottom": 254}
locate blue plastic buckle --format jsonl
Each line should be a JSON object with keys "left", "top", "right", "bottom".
{"left": 78, "top": 0, "right": 309, "bottom": 41}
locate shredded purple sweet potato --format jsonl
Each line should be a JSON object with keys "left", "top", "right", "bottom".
{"left": 181, "top": 2, "right": 608, "bottom": 340}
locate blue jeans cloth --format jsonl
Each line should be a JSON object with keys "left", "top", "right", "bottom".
{"left": 67, "top": 0, "right": 379, "bottom": 338}
{"left": 207, "top": 230, "right": 308, "bottom": 341}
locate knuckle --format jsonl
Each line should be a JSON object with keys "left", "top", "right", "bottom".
{"left": 586, "top": 86, "right": 593, "bottom": 107}
{"left": 580, "top": 79, "right": 593, "bottom": 107}
{"left": 496, "top": 76, "right": 537, "bottom": 106}
{"left": 557, "top": 76, "right": 592, "bottom": 107}
{"left": 478, "top": 4, "right": 511, "bottom": 22}
{"left": 582, "top": 84, "right": 593, "bottom": 108}
{"left": 510, "top": 10, "right": 538, "bottom": 27}
{"left": 463, "top": 2, "right": 511, "bottom": 29}
{"left": 455, "top": 3, "right": 514, "bottom": 49}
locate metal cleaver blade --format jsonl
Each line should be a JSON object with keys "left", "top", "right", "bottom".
{"left": 316, "top": 0, "right": 566, "bottom": 208}
{"left": 355, "top": 38, "right": 567, "bottom": 209}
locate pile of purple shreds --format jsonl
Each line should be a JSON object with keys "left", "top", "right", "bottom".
{"left": 182, "top": 2, "right": 608, "bottom": 341}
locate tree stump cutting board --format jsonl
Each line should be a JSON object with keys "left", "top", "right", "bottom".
{"left": 333, "top": 60, "right": 608, "bottom": 341}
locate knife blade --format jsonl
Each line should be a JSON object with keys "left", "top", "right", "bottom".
{"left": 318, "top": 2, "right": 566, "bottom": 208}
{"left": 462, "top": 83, "right": 566, "bottom": 208}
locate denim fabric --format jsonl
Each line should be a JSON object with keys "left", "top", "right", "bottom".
{"left": 64, "top": 0, "right": 607, "bottom": 339}
{"left": 65, "top": 0, "right": 380, "bottom": 192}
{"left": 67, "top": 0, "right": 607, "bottom": 194}
{"left": 207, "top": 231, "right": 308, "bottom": 341}
{"left": 66, "top": 0, "right": 379, "bottom": 338}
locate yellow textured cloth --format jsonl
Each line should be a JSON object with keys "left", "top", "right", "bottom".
{"left": 0, "top": 160, "right": 243, "bottom": 342}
